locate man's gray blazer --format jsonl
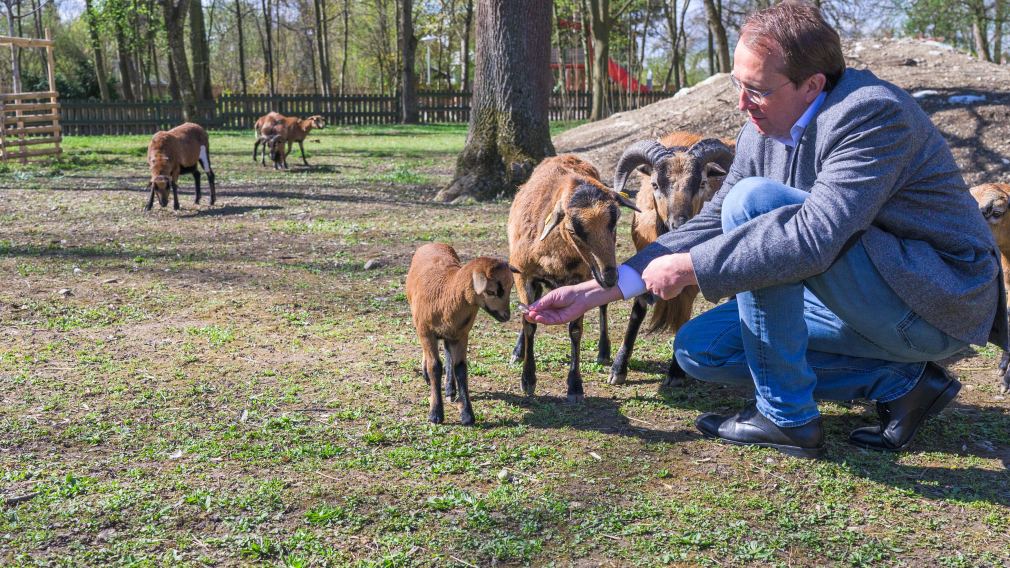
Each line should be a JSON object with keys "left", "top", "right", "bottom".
{"left": 624, "top": 68, "right": 1008, "bottom": 349}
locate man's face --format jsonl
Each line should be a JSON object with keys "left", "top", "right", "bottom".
{"left": 732, "top": 36, "right": 823, "bottom": 140}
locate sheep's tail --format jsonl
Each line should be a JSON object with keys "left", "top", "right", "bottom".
{"left": 645, "top": 286, "right": 699, "bottom": 334}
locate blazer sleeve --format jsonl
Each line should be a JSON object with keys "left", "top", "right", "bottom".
{"left": 688, "top": 98, "right": 913, "bottom": 301}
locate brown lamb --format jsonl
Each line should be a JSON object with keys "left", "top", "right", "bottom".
{"left": 406, "top": 243, "right": 516, "bottom": 425}
{"left": 146, "top": 122, "right": 216, "bottom": 211}
{"left": 969, "top": 181, "right": 1010, "bottom": 394}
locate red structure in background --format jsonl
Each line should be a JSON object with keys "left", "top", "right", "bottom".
{"left": 551, "top": 18, "right": 649, "bottom": 92}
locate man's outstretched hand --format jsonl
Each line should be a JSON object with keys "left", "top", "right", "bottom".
{"left": 524, "top": 279, "right": 624, "bottom": 325}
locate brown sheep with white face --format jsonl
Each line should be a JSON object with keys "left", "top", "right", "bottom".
{"left": 146, "top": 122, "right": 216, "bottom": 211}
{"left": 406, "top": 243, "right": 516, "bottom": 425}
{"left": 970, "top": 182, "right": 1010, "bottom": 394}
{"left": 508, "top": 154, "right": 640, "bottom": 402}
{"left": 277, "top": 115, "right": 326, "bottom": 166}
{"left": 608, "top": 132, "right": 735, "bottom": 387}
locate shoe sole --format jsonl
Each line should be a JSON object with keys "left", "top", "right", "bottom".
{"left": 697, "top": 428, "right": 825, "bottom": 459}
{"left": 851, "top": 378, "right": 962, "bottom": 452}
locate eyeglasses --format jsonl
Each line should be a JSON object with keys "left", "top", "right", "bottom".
{"left": 730, "top": 75, "right": 793, "bottom": 105}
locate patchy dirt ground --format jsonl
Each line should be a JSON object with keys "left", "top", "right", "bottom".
{"left": 557, "top": 37, "right": 1010, "bottom": 188}
{"left": 0, "top": 124, "right": 1007, "bottom": 564}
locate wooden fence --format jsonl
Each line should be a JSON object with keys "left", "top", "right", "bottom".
{"left": 58, "top": 90, "right": 677, "bottom": 135}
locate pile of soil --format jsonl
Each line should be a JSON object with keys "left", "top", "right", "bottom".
{"left": 555, "top": 37, "right": 1010, "bottom": 187}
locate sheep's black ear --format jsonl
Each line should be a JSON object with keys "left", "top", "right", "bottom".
{"left": 472, "top": 271, "right": 489, "bottom": 295}
{"left": 539, "top": 200, "right": 565, "bottom": 241}
{"left": 704, "top": 162, "right": 727, "bottom": 177}
{"left": 615, "top": 191, "right": 641, "bottom": 213}
{"left": 508, "top": 264, "right": 521, "bottom": 274}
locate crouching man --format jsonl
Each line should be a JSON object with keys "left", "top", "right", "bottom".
{"left": 525, "top": 1, "right": 1006, "bottom": 458}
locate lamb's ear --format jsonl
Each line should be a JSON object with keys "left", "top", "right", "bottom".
{"left": 539, "top": 200, "right": 565, "bottom": 241}
{"left": 615, "top": 190, "right": 641, "bottom": 213}
{"left": 472, "top": 271, "right": 489, "bottom": 295}
{"left": 508, "top": 264, "right": 521, "bottom": 274}
{"left": 704, "top": 162, "right": 727, "bottom": 178}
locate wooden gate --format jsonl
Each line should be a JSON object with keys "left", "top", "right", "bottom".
{"left": 0, "top": 30, "right": 61, "bottom": 163}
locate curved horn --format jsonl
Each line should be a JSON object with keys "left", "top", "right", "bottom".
{"left": 687, "top": 138, "right": 735, "bottom": 173}
{"left": 613, "top": 140, "right": 673, "bottom": 195}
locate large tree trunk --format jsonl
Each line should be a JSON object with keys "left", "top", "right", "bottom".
{"left": 995, "top": 0, "right": 1006, "bottom": 64}
{"left": 399, "top": 0, "right": 419, "bottom": 122}
{"left": 115, "top": 22, "right": 136, "bottom": 100}
{"left": 340, "top": 0, "right": 350, "bottom": 94}
{"left": 84, "top": 0, "right": 111, "bottom": 101}
{"left": 190, "top": 0, "right": 214, "bottom": 100}
{"left": 314, "top": 0, "right": 333, "bottom": 96}
{"left": 161, "top": 0, "right": 198, "bottom": 121}
{"left": 261, "top": 0, "right": 275, "bottom": 95}
{"left": 438, "top": 0, "right": 555, "bottom": 202}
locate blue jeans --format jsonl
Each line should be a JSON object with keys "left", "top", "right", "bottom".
{"left": 675, "top": 177, "right": 968, "bottom": 427}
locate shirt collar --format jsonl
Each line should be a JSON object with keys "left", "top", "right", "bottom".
{"left": 770, "top": 91, "right": 827, "bottom": 147}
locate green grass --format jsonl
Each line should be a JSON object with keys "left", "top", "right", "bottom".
{"left": 0, "top": 123, "right": 1006, "bottom": 566}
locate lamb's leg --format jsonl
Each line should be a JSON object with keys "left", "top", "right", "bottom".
{"left": 421, "top": 337, "right": 444, "bottom": 424}
{"left": 446, "top": 339, "right": 474, "bottom": 425}
{"left": 566, "top": 316, "right": 585, "bottom": 403}
{"left": 610, "top": 296, "right": 648, "bottom": 385}
{"left": 443, "top": 342, "right": 458, "bottom": 402}
{"left": 252, "top": 138, "right": 261, "bottom": 162}
{"left": 520, "top": 319, "right": 537, "bottom": 397}
{"left": 144, "top": 183, "right": 155, "bottom": 211}
{"left": 171, "top": 181, "right": 180, "bottom": 210}
{"left": 662, "top": 355, "right": 687, "bottom": 388}
{"left": 200, "top": 145, "right": 216, "bottom": 205}
{"left": 597, "top": 304, "right": 611, "bottom": 364}
{"left": 299, "top": 140, "right": 309, "bottom": 166}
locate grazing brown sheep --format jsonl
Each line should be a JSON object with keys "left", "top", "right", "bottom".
{"left": 146, "top": 122, "right": 216, "bottom": 211}
{"left": 406, "top": 243, "right": 516, "bottom": 425}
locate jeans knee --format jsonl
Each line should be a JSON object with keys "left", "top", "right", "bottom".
{"left": 721, "top": 177, "right": 806, "bottom": 232}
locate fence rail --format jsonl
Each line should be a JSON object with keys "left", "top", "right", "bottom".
{"left": 57, "top": 90, "right": 677, "bottom": 136}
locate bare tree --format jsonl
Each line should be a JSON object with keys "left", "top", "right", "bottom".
{"left": 399, "top": 0, "right": 418, "bottom": 122}
{"left": 587, "top": 0, "right": 636, "bottom": 121}
{"left": 84, "top": 0, "right": 111, "bottom": 100}
{"left": 439, "top": 0, "right": 555, "bottom": 202}
{"left": 161, "top": 0, "right": 198, "bottom": 120}
{"left": 703, "top": 0, "right": 730, "bottom": 72}
{"left": 191, "top": 0, "right": 214, "bottom": 100}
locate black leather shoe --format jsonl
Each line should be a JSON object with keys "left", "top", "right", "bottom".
{"left": 849, "top": 361, "right": 961, "bottom": 452}
{"left": 696, "top": 404, "right": 825, "bottom": 459}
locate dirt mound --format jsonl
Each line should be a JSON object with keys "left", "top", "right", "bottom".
{"left": 555, "top": 37, "right": 1010, "bottom": 187}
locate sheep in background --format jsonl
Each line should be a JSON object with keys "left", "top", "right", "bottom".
{"left": 970, "top": 181, "right": 1010, "bottom": 394}
{"left": 508, "top": 155, "right": 640, "bottom": 402}
{"left": 406, "top": 243, "right": 516, "bottom": 425}
{"left": 146, "top": 122, "right": 216, "bottom": 211}
{"left": 277, "top": 115, "right": 326, "bottom": 166}
{"left": 608, "top": 132, "right": 735, "bottom": 387}
{"left": 252, "top": 111, "right": 285, "bottom": 164}
{"left": 260, "top": 121, "right": 290, "bottom": 170}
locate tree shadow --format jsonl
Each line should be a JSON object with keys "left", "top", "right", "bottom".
{"left": 175, "top": 204, "right": 284, "bottom": 218}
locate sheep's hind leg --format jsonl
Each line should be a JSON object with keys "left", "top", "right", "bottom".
{"left": 446, "top": 339, "right": 474, "bottom": 425}
{"left": 610, "top": 296, "right": 648, "bottom": 385}
{"left": 566, "top": 316, "right": 585, "bottom": 403}
{"left": 200, "top": 145, "right": 216, "bottom": 205}
{"left": 299, "top": 140, "right": 309, "bottom": 166}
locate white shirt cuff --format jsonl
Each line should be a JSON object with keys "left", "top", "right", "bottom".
{"left": 617, "top": 264, "right": 646, "bottom": 299}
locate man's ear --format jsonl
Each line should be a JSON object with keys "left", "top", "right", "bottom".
{"left": 805, "top": 72, "right": 827, "bottom": 102}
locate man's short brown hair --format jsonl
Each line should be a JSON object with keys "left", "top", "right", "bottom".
{"left": 741, "top": 1, "right": 845, "bottom": 90}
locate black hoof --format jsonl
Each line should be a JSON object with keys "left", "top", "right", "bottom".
{"left": 521, "top": 381, "right": 536, "bottom": 397}
{"left": 428, "top": 410, "right": 444, "bottom": 424}
{"left": 609, "top": 370, "right": 627, "bottom": 385}
{"left": 460, "top": 412, "right": 475, "bottom": 426}
{"left": 661, "top": 375, "right": 685, "bottom": 388}
{"left": 565, "top": 393, "right": 585, "bottom": 404}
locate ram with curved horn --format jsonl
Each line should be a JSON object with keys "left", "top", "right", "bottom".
{"left": 609, "top": 132, "right": 736, "bottom": 387}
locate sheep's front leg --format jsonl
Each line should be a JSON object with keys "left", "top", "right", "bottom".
{"left": 298, "top": 140, "right": 309, "bottom": 166}
{"left": 171, "top": 181, "right": 180, "bottom": 210}
{"left": 446, "top": 339, "right": 474, "bottom": 426}
{"left": 566, "top": 316, "right": 585, "bottom": 403}
{"left": 510, "top": 278, "right": 542, "bottom": 364}
{"left": 144, "top": 185, "right": 155, "bottom": 211}
{"left": 597, "top": 304, "right": 611, "bottom": 364}
{"left": 421, "top": 337, "right": 444, "bottom": 424}
{"left": 520, "top": 319, "right": 537, "bottom": 397}
{"left": 610, "top": 296, "right": 649, "bottom": 385}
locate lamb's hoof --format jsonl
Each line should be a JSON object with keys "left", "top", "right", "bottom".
{"left": 661, "top": 375, "right": 685, "bottom": 389}
{"left": 428, "top": 410, "right": 444, "bottom": 424}
{"left": 509, "top": 353, "right": 522, "bottom": 366}
{"left": 565, "top": 393, "right": 585, "bottom": 404}
{"left": 596, "top": 355, "right": 612, "bottom": 365}
{"left": 460, "top": 412, "right": 475, "bottom": 426}
{"left": 521, "top": 381, "right": 536, "bottom": 397}
{"left": 609, "top": 370, "right": 627, "bottom": 385}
